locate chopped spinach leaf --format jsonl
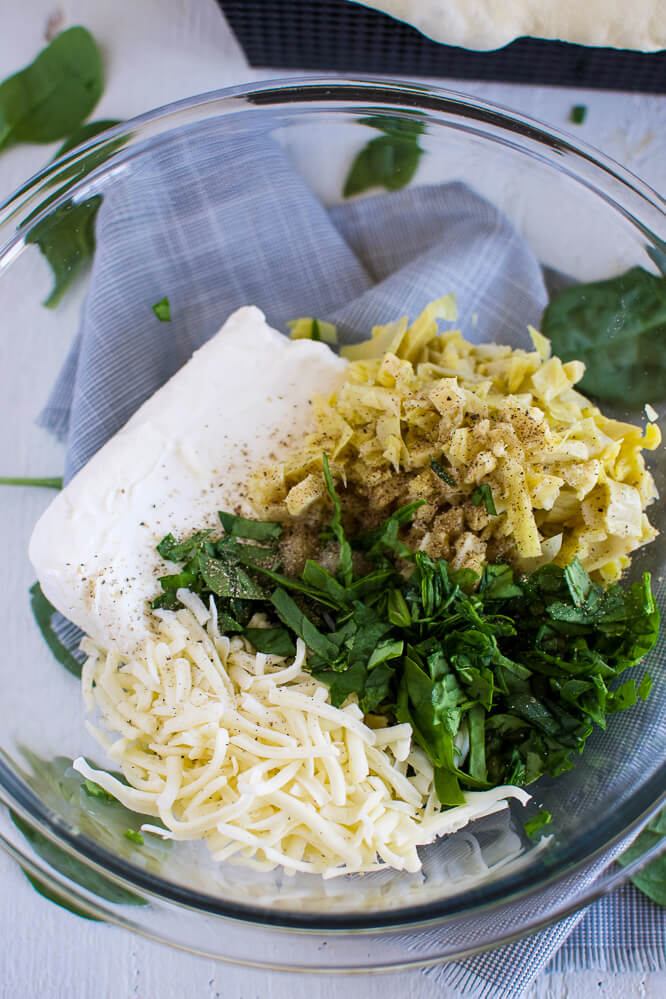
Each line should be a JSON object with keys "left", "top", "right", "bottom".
{"left": 26, "top": 196, "right": 101, "bottom": 307}
{"left": 430, "top": 457, "right": 457, "bottom": 488}
{"left": 242, "top": 627, "right": 296, "bottom": 657}
{"left": 570, "top": 105, "right": 587, "bottom": 125}
{"left": 524, "top": 809, "right": 552, "bottom": 837}
{"left": 618, "top": 806, "right": 666, "bottom": 907}
{"left": 321, "top": 454, "right": 354, "bottom": 586}
{"left": 542, "top": 266, "right": 666, "bottom": 405}
{"left": 29, "top": 582, "right": 83, "bottom": 678}
{"left": 152, "top": 296, "right": 171, "bottom": 322}
{"left": 55, "top": 119, "right": 122, "bottom": 157}
{"left": 157, "top": 529, "right": 212, "bottom": 562}
{"left": 219, "top": 511, "right": 282, "bottom": 541}
{"left": 471, "top": 483, "right": 497, "bottom": 516}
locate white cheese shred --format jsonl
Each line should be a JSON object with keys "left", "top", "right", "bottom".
{"left": 74, "top": 604, "right": 529, "bottom": 876}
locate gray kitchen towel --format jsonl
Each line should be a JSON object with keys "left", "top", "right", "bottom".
{"left": 39, "top": 123, "right": 663, "bottom": 996}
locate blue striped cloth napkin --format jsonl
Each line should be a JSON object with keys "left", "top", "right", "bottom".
{"left": 40, "top": 124, "right": 664, "bottom": 996}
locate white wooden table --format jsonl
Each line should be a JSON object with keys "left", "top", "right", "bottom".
{"left": 1, "top": 2, "right": 664, "bottom": 996}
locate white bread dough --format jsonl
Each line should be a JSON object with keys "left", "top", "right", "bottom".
{"left": 353, "top": 1, "right": 665, "bottom": 52}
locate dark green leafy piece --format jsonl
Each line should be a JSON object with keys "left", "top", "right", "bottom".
{"left": 353, "top": 500, "right": 424, "bottom": 554}
{"left": 55, "top": 119, "right": 122, "bottom": 156}
{"left": 152, "top": 296, "right": 171, "bottom": 322}
{"left": 570, "top": 105, "right": 587, "bottom": 125}
{"left": 343, "top": 136, "right": 422, "bottom": 198}
{"left": 360, "top": 115, "right": 426, "bottom": 138}
{"left": 21, "top": 868, "right": 101, "bottom": 920}
{"left": 11, "top": 811, "right": 144, "bottom": 907}
{"left": 0, "top": 27, "right": 103, "bottom": 152}
{"left": 26, "top": 195, "right": 101, "bottom": 307}
{"left": 199, "top": 550, "right": 265, "bottom": 600}
{"left": 157, "top": 529, "right": 212, "bottom": 562}
{"left": 271, "top": 587, "right": 339, "bottom": 660}
{"left": 472, "top": 483, "right": 497, "bottom": 516}
{"left": 321, "top": 454, "right": 354, "bottom": 586}
{"left": 29, "top": 582, "right": 82, "bottom": 678}
{"left": 430, "top": 457, "right": 457, "bottom": 488}
{"left": 219, "top": 511, "right": 282, "bottom": 541}
{"left": 83, "top": 778, "right": 115, "bottom": 802}
{"left": 542, "top": 266, "right": 666, "bottom": 405}
{"left": 524, "top": 809, "right": 552, "bottom": 837}
{"left": 618, "top": 807, "right": 666, "bottom": 906}
{"left": 243, "top": 627, "right": 296, "bottom": 657}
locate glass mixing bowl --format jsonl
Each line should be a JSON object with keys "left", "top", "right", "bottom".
{"left": 0, "top": 78, "right": 664, "bottom": 970}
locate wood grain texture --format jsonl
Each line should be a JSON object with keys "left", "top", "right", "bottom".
{"left": 0, "top": 2, "right": 664, "bottom": 998}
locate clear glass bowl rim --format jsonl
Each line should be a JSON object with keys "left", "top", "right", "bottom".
{"left": 0, "top": 76, "right": 664, "bottom": 941}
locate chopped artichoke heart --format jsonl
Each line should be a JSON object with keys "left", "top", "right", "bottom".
{"left": 285, "top": 473, "right": 325, "bottom": 516}
{"left": 253, "top": 297, "right": 658, "bottom": 580}
{"left": 528, "top": 324, "right": 552, "bottom": 361}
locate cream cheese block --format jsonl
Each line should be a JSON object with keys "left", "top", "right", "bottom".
{"left": 29, "top": 306, "right": 347, "bottom": 655}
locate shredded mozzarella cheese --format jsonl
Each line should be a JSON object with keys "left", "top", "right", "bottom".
{"left": 75, "top": 604, "right": 528, "bottom": 876}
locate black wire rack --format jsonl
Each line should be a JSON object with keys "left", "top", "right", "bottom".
{"left": 218, "top": 0, "right": 666, "bottom": 93}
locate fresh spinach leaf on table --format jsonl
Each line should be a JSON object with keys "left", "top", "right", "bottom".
{"left": 343, "top": 115, "right": 425, "bottom": 198}
{"left": 0, "top": 27, "right": 102, "bottom": 152}
{"left": 618, "top": 807, "right": 666, "bottom": 907}
{"left": 26, "top": 196, "right": 102, "bottom": 308}
{"left": 29, "top": 582, "right": 83, "bottom": 678}
{"left": 541, "top": 266, "right": 666, "bottom": 406}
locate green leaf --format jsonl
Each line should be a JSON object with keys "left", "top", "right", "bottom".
{"left": 434, "top": 767, "right": 466, "bottom": 807}
{"left": 467, "top": 705, "right": 487, "bottom": 782}
{"left": 430, "top": 457, "right": 457, "bottom": 488}
{"left": 524, "top": 809, "right": 552, "bottom": 837}
{"left": 321, "top": 453, "right": 354, "bottom": 587}
{"left": 618, "top": 807, "right": 666, "bottom": 906}
{"left": 541, "top": 266, "right": 666, "bottom": 405}
{"left": 0, "top": 27, "right": 103, "bottom": 152}
{"left": 353, "top": 500, "right": 425, "bottom": 555}
{"left": 360, "top": 115, "right": 426, "bottom": 138}
{"left": 198, "top": 551, "right": 265, "bottom": 600}
{"left": 0, "top": 476, "right": 62, "bottom": 488}
{"left": 243, "top": 627, "right": 296, "bottom": 657}
{"left": 367, "top": 638, "right": 404, "bottom": 670}
{"left": 21, "top": 869, "right": 101, "bottom": 921}
{"left": 471, "top": 484, "right": 497, "bottom": 516}
{"left": 55, "top": 119, "right": 122, "bottom": 157}
{"left": 301, "top": 559, "right": 350, "bottom": 605}
{"left": 270, "top": 588, "right": 339, "bottom": 661}
{"left": 570, "top": 105, "right": 587, "bottom": 125}
{"left": 343, "top": 135, "right": 423, "bottom": 198}
{"left": 11, "top": 811, "right": 145, "bottom": 907}
{"left": 387, "top": 589, "right": 412, "bottom": 628}
{"left": 29, "top": 582, "right": 82, "bottom": 678}
{"left": 479, "top": 564, "right": 522, "bottom": 601}
{"left": 152, "top": 296, "right": 171, "bottom": 322}
{"left": 83, "top": 778, "right": 115, "bottom": 802}
{"left": 218, "top": 511, "right": 282, "bottom": 541}
{"left": 26, "top": 195, "right": 101, "bottom": 307}
{"left": 564, "top": 557, "right": 593, "bottom": 606}
{"left": 157, "top": 529, "right": 213, "bottom": 562}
